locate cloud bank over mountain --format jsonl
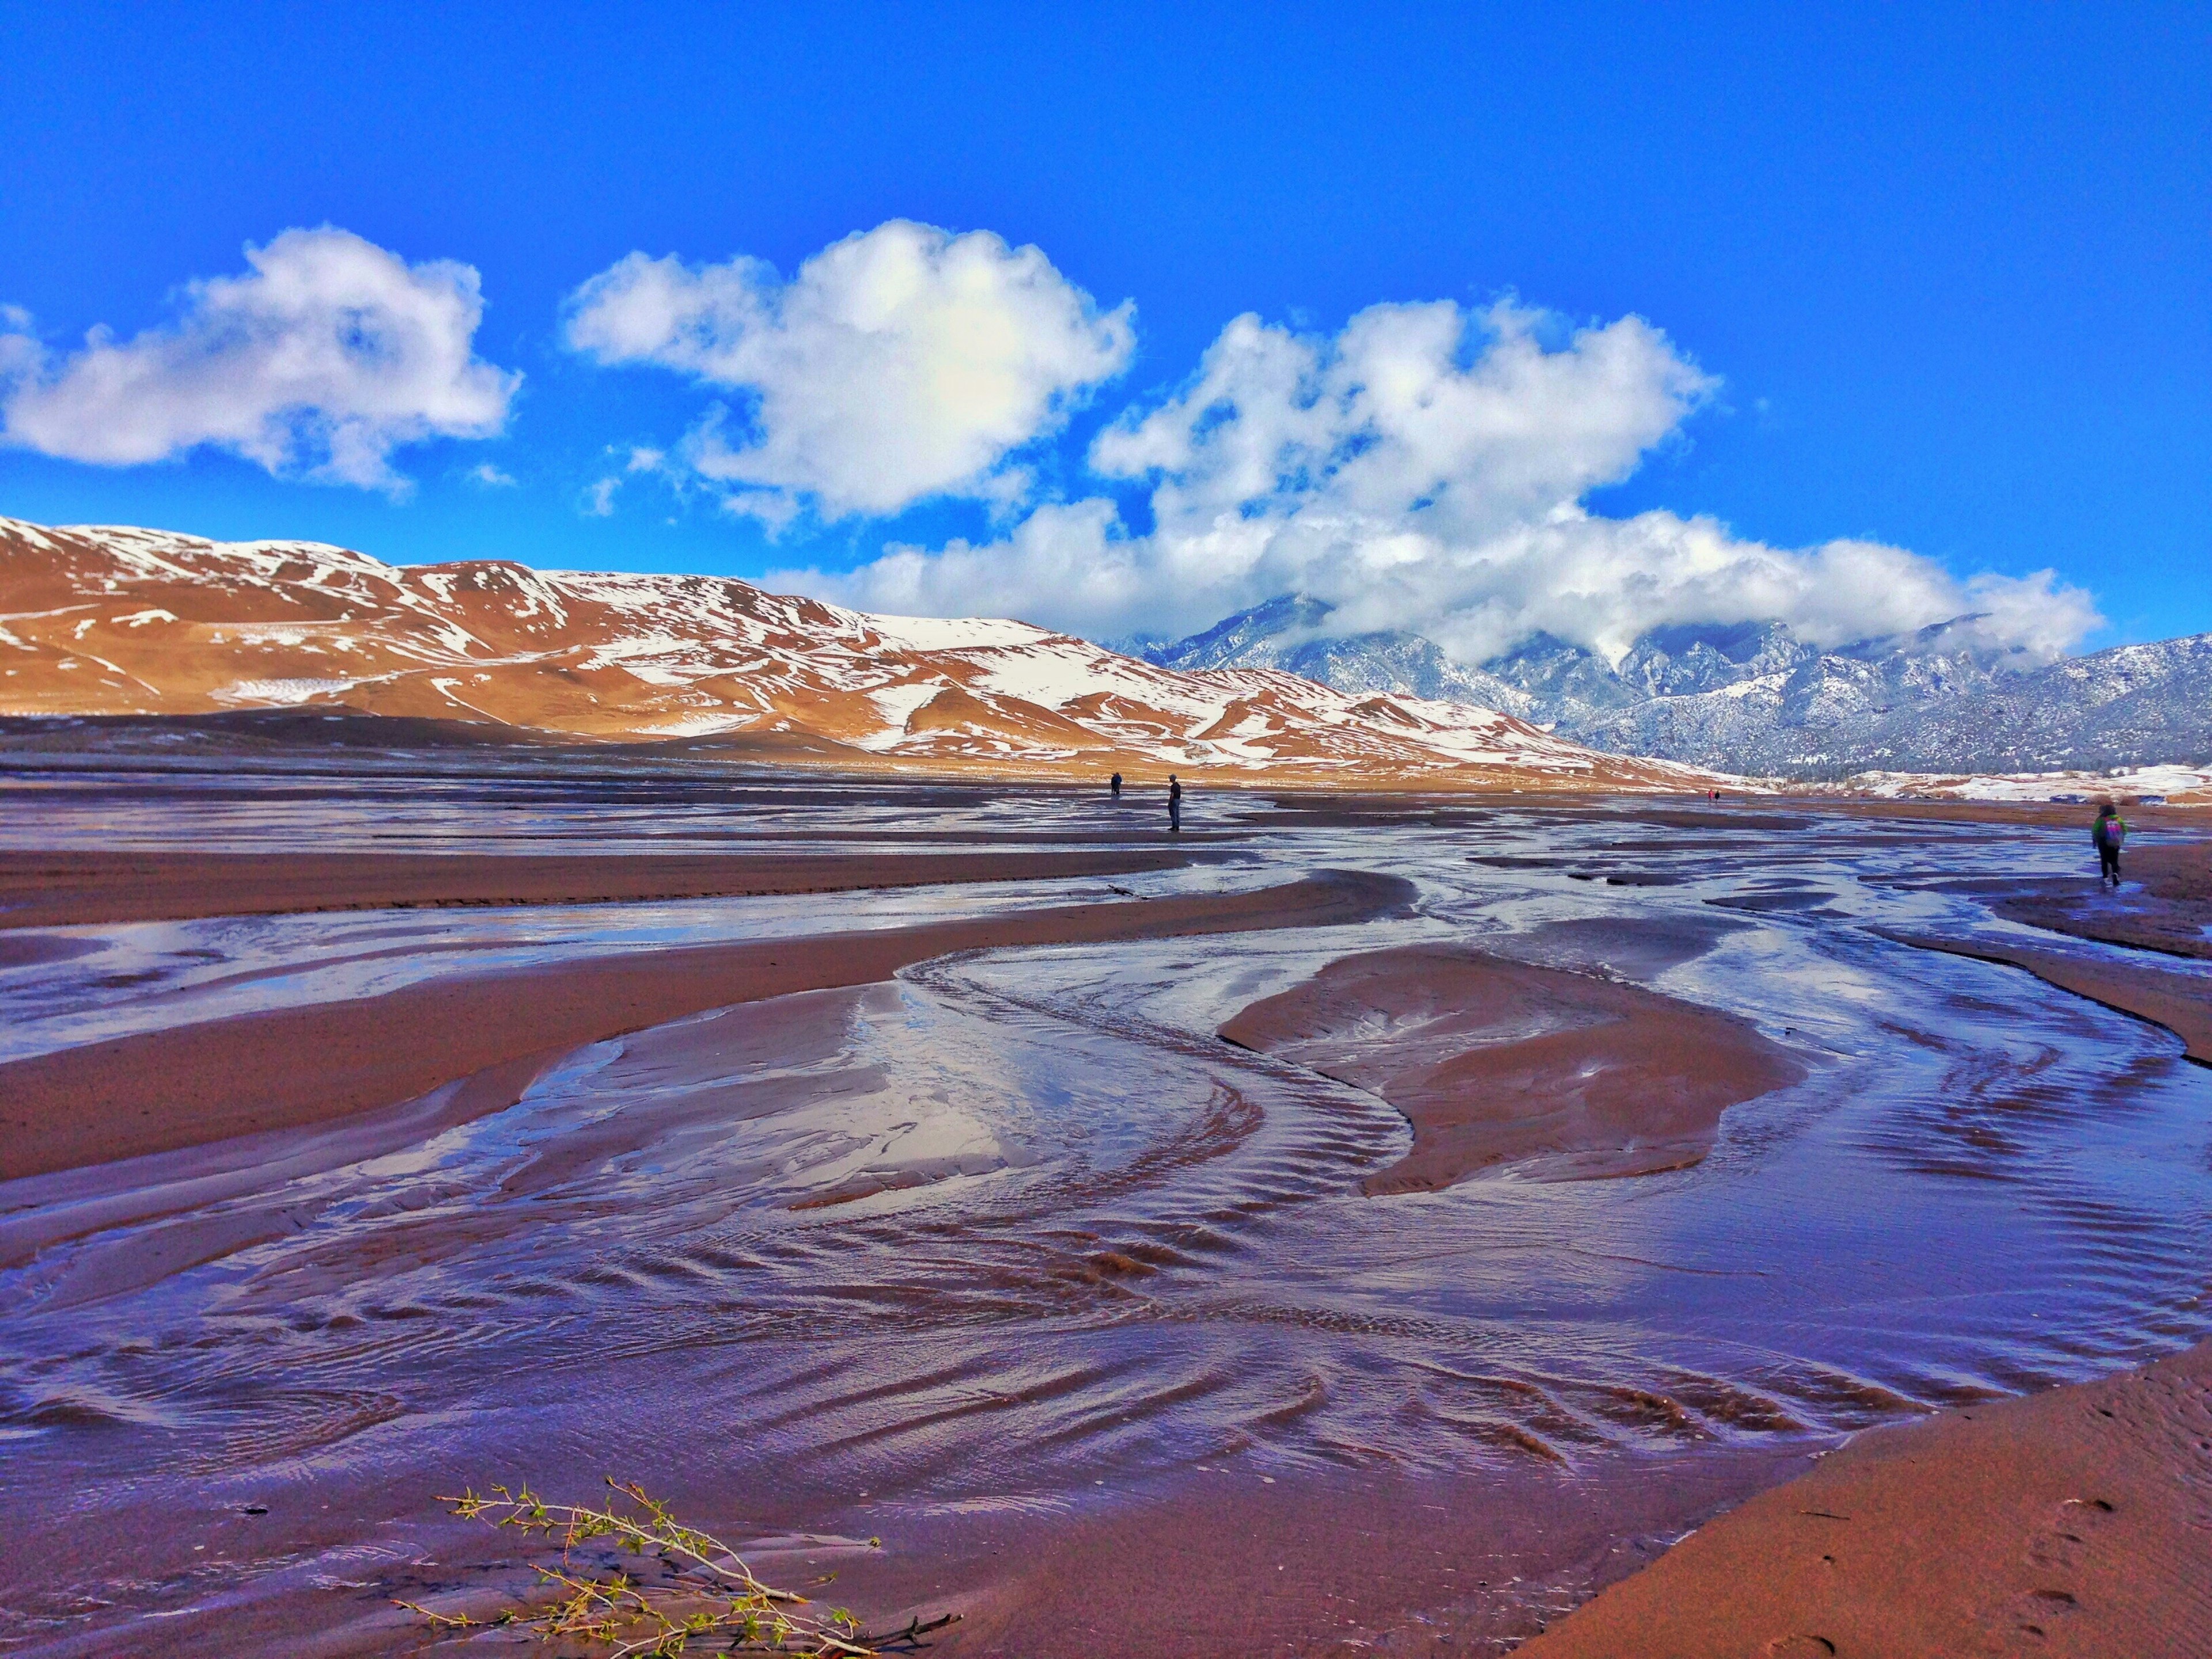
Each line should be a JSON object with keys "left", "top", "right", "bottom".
{"left": 0, "top": 229, "right": 517, "bottom": 493}
{"left": 766, "top": 282, "right": 2097, "bottom": 664}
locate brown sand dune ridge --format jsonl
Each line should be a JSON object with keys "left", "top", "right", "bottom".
{"left": 0, "top": 515, "right": 1714, "bottom": 788}
{"left": 0, "top": 869, "right": 1413, "bottom": 1183}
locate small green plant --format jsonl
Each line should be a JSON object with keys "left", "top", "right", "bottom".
{"left": 399, "top": 1479, "right": 957, "bottom": 1656}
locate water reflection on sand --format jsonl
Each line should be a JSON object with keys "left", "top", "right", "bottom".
{"left": 3, "top": 772, "right": 2210, "bottom": 1656}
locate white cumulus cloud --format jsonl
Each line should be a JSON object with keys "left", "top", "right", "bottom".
{"left": 1092, "top": 300, "right": 1710, "bottom": 543}
{"left": 0, "top": 228, "right": 518, "bottom": 493}
{"left": 563, "top": 220, "right": 1134, "bottom": 519}
{"left": 785, "top": 298, "right": 2099, "bottom": 662}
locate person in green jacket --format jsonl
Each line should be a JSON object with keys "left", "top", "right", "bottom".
{"left": 2092, "top": 801, "right": 2128, "bottom": 885}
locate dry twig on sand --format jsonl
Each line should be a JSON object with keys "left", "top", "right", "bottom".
{"left": 399, "top": 1479, "right": 957, "bottom": 1656}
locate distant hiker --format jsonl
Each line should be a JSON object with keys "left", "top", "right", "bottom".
{"left": 1168, "top": 774, "right": 1183, "bottom": 834}
{"left": 2092, "top": 801, "right": 2128, "bottom": 885}
{"left": 1110, "top": 772, "right": 1122, "bottom": 799}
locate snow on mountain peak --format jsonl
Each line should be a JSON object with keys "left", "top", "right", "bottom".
{"left": 1146, "top": 592, "right": 2212, "bottom": 775}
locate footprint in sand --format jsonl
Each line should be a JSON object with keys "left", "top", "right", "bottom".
{"left": 1762, "top": 1638, "right": 1836, "bottom": 1657}
{"left": 2003, "top": 1498, "right": 2111, "bottom": 1640}
{"left": 2027, "top": 1524, "right": 2087, "bottom": 1573}
{"left": 2011, "top": 1586, "right": 2080, "bottom": 1639}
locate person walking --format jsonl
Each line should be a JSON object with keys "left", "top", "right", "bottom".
{"left": 2092, "top": 801, "right": 2128, "bottom": 886}
{"left": 1168, "top": 774, "right": 1182, "bottom": 834}
{"left": 1109, "top": 771, "right": 1122, "bottom": 799}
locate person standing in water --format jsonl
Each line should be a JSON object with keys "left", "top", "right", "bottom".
{"left": 1110, "top": 772, "right": 1122, "bottom": 799}
{"left": 1168, "top": 774, "right": 1182, "bottom": 833}
{"left": 2092, "top": 801, "right": 2128, "bottom": 885}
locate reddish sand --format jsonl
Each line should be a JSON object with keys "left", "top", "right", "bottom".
{"left": 863, "top": 1444, "right": 1819, "bottom": 1659}
{"left": 1218, "top": 944, "right": 1805, "bottom": 1188}
{"left": 0, "top": 846, "right": 1191, "bottom": 929}
{"left": 2131, "top": 840, "right": 2212, "bottom": 905}
{"left": 0, "top": 869, "right": 1411, "bottom": 1182}
{"left": 1995, "top": 840, "right": 2212, "bottom": 959}
{"left": 1889, "top": 931, "right": 2212, "bottom": 1065}
{"left": 1523, "top": 1336, "right": 2212, "bottom": 1657}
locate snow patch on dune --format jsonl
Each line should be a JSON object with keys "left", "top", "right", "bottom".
{"left": 1834, "top": 764, "right": 2212, "bottom": 803}
{"left": 214, "top": 677, "right": 356, "bottom": 705}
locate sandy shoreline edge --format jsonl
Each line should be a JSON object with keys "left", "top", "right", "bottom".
{"left": 1885, "top": 930, "right": 2212, "bottom": 1065}
{"left": 1522, "top": 1335, "right": 2212, "bottom": 1656}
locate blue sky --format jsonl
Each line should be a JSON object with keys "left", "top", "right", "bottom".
{"left": 1, "top": 3, "right": 2205, "bottom": 656}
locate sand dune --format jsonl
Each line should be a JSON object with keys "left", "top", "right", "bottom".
{"left": 0, "top": 514, "right": 1717, "bottom": 788}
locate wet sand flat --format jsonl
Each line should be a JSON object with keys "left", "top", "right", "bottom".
{"left": 866, "top": 1441, "right": 1820, "bottom": 1658}
{"left": 1993, "top": 840, "right": 2212, "bottom": 959}
{"left": 0, "top": 845, "right": 1193, "bottom": 929}
{"left": 0, "top": 869, "right": 1409, "bottom": 1183}
{"left": 1220, "top": 942, "right": 1806, "bottom": 1188}
{"left": 6, "top": 764, "right": 2212, "bottom": 1659}
{"left": 1524, "top": 1335, "right": 2212, "bottom": 1658}
{"left": 2131, "top": 839, "right": 2212, "bottom": 905}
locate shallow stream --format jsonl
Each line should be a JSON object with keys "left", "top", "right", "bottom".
{"left": 2, "top": 772, "right": 2208, "bottom": 1654}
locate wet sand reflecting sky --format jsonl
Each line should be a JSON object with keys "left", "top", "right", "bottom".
{"left": 3, "top": 764, "right": 2209, "bottom": 1655}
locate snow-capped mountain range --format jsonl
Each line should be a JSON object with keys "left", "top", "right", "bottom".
{"left": 0, "top": 517, "right": 1719, "bottom": 789}
{"left": 1137, "top": 594, "right": 2212, "bottom": 777}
